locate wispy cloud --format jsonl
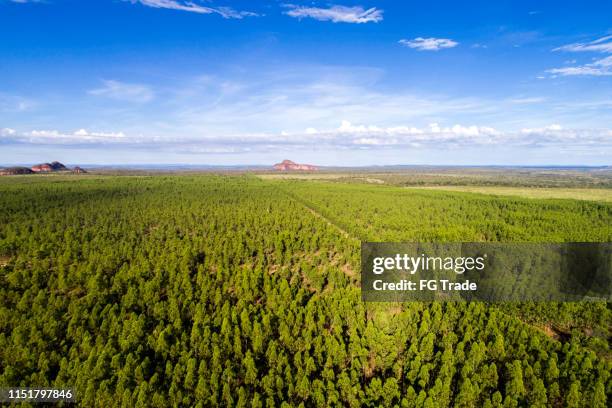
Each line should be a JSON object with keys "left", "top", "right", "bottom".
{"left": 3, "top": 122, "right": 609, "bottom": 153}
{"left": 553, "top": 35, "right": 612, "bottom": 53}
{"left": 399, "top": 37, "right": 458, "bottom": 51}
{"left": 0, "top": 93, "right": 36, "bottom": 112}
{"left": 508, "top": 97, "right": 546, "bottom": 104}
{"left": 163, "top": 67, "right": 499, "bottom": 138}
{"left": 88, "top": 80, "right": 154, "bottom": 103}
{"left": 43, "top": 65, "right": 605, "bottom": 147}
{"left": 1, "top": 128, "right": 16, "bottom": 136}
{"left": 286, "top": 122, "right": 610, "bottom": 149}
{"left": 13, "top": 129, "right": 127, "bottom": 144}
{"left": 283, "top": 4, "right": 383, "bottom": 23}
{"left": 3, "top": 64, "right": 609, "bottom": 156}
{"left": 128, "top": 0, "right": 258, "bottom": 19}
{"left": 547, "top": 56, "right": 612, "bottom": 77}
{"left": 548, "top": 35, "right": 612, "bottom": 77}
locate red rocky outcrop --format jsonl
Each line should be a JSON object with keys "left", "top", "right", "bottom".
{"left": 273, "top": 159, "right": 318, "bottom": 171}
{"left": 0, "top": 161, "right": 87, "bottom": 176}
{"left": 31, "top": 161, "right": 68, "bottom": 173}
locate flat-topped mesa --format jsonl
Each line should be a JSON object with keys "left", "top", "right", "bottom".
{"left": 273, "top": 159, "right": 318, "bottom": 171}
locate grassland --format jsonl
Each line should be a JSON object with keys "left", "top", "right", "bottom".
{"left": 257, "top": 173, "right": 346, "bottom": 180}
{"left": 404, "top": 185, "right": 612, "bottom": 202}
{"left": 258, "top": 166, "right": 612, "bottom": 188}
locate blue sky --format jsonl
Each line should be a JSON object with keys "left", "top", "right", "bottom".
{"left": 1, "top": 0, "right": 611, "bottom": 166}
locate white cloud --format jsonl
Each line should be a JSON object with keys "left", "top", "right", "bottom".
{"left": 399, "top": 37, "right": 458, "bottom": 51}
{"left": 302, "top": 121, "right": 501, "bottom": 147}
{"left": 128, "top": 0, "right": 257, "bottom": 19}
{"left": 521, "top": 124, "right": 563, "bottom": 133}
{"left": 88, "top": 80, "right": 154, "bottom": 103}
{"left": 284, "top": 5, "right": 383, "bottom": 23}
{"left": 4, "top": 122, "right": 609, "bottom": 153}
{"left": 320, "top": 122, "right": 609, "bottom": 148}
{"left": 508, "top": 97, "right": 546, "bottom": 104}
{"left": 0, "top": 93, "right": 36, "bottom": 112}
{"left": 553, "top": 35, "right": 612, "bottom": 53}
{"left": 165, "top": 67, "right": 499, "bottom": 139}
{"left": 1, "top": 128, "right": 16, "bottom": 136}
{"left": 548, "top": 35, "right": 612, "bottom": 77}
{"left": 72, "top": 129, "right": 127, "bottom": 139}
{"left": 547, "top": 66, "right": 610, "bottom": 77}
{"left": 547, "top": 56, "right": 612, "bottom": 77}
{"left": 8, "top": 129, "right": 128, "bottom": 144}
{"left": 3, "top": 65, "right": 609, "bottom": 155}
{"left": 517, "top": 125, "right": 612, "bottom": 147}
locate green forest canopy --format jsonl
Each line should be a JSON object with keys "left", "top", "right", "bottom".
{"left": 0, "top": 174, "right": 610, "bottom": 407}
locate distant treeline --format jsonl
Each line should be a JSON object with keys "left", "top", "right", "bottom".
{"left": 323, "top": 167, "right": 612, "bottom": 188}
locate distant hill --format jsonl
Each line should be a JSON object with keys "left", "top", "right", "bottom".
{"left": 31, "top": 161, "right": 68, "bottom": 173}
{"left": 0, "top": 161, "right": 87, "bottom": 176}
{"left": 0, "top": 166, "right": 34, "bottom": 176}
{"left": 273, "top": 159, "right": 318, "bottom": 171}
